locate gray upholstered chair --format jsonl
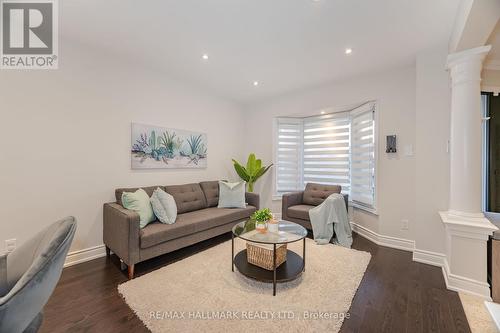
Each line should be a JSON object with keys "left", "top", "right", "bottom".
{"left": 0, "top": 217, "right": 77, "bottom": 333}
{"left": 282, "top": 183, "right": 348, "bottom": 230}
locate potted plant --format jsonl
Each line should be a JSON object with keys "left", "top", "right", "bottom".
{"left": 232, "top": 153, "right": 273, "bottom": 192}
{"left": 251, "top": 208, "right": 273, "bottom": 233}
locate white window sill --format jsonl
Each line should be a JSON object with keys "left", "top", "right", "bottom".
{"left": 350, "top": 202, "right": 378, "bottom": 215}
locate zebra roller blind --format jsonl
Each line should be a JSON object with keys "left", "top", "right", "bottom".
{"left": 350, "top": 103, "right": 376, "bottom": 208}
{"left": 303, "top": 112, "right": 351, "bottom": 192}
{"left": 275, "top": 118, "right": 303, "bottom": 194}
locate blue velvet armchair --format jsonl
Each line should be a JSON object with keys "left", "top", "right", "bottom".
{"left": 0, "top": 217, "right": 76, "bottom": 333}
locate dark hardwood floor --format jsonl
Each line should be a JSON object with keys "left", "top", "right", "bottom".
{"left": 40, "top": 233, "right": 471, "bottom": 333}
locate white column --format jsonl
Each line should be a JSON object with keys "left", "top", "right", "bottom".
{"left": 440, "top": 45, "right": 498, "bottom": 299}
{"left": 447, "top": 45, "right": 490, "bottom": 217}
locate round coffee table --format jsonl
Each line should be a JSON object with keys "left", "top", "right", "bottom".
{"left": 231, "top": 220, "right": 308, "bottom": 296}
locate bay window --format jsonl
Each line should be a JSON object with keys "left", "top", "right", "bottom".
{"left": 275, "top": 102, "right": 376, "bottom": 211}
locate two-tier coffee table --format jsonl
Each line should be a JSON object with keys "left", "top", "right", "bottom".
{"left": 231, "top": 220, "right": 308, "bottom": 296}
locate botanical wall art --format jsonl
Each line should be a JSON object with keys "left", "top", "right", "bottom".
{"left": 131, "top": 123, "right": 207, "bottom": 169}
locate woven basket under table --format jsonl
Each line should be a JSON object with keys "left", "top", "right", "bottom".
{"left": 246, "top": 242, "right": 287, "bottom": 270}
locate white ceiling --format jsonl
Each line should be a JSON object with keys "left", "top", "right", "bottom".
{"left": 61, "top": 0, "right": 460, "bottom": 104}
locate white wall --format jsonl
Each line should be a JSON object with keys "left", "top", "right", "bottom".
{"left": 0, "top": 41, "right": 246, "bottom": 253}
{"left": 244, "top": 67, "right": 417, "bottom": 240}
{"left": 415, "top": 44, "right": 451, "bottom": 254}
{"left": 483, "top": 69, "right": 500, "bottom": 87}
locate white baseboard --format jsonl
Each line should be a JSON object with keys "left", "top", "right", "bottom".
{"left": 64, "top": 244, "right": 106, "bottom": 268}
{"left": 352, "top": 223, "right": 492, "bottom": 299}
{"left": 412, "top": 248, "right": 446, "bottom": 267}
{"left": 442, "top": 259, "right": 492, "bottom": 300}
{"left": 350, "top": 222, "right": 415, "bottom": 252}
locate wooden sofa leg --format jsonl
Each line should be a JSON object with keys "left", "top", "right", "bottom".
{"left": 128, "top": 264, "right": 135, "bottom": 279}
{"left": 105, "top": 246, "right": 111, "bottom": 257}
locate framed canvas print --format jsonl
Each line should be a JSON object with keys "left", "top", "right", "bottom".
{"left": 131, "top": 123, "right": 207, "bottom": 169}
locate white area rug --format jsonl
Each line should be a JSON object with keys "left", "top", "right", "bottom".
{"left": 459, "top": 293, "right": 499, "bottom": 333}
{"left": 118, "top": 238, "right": 371, "bottom": 333}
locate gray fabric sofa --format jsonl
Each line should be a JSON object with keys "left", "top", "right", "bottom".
{"left": 103, "top": 181, "right": 259, "bottom": 279}
{"left": 282, "top": 183, "right": 348, "bottom": 230}
{"left": 0, "top": 217, "right": 77, "bottom": 333}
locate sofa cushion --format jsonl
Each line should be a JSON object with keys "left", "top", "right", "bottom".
{"left": 140, "top": 206, "right": 257, "bottom": 248}
{"left": 303, "top": 183, "right": 341, "bottom": 206}
{"left": 115, "top": 186, "right": 162, "bottom": 206}
{"left": 199, "top": 181, "right": 219, "bottom": 207}
{"left": 165, "top": 183, "right": 207, "bottom": 214}
{"left": 287, "top": 204, "right": 315, "bottom": 220}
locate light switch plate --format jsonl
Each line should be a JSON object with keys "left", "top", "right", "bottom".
{"left": 404, "top": 145, "right": 414, "bottom": 156}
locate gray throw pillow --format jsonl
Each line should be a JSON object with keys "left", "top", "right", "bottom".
{"left": 218, "top": 181, "right": 246, "bottom": 208}
{"left": 150, "top": 187, "right": 177, "bottom": 224}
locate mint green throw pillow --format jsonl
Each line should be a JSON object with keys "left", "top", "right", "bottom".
{"left": 150, "top": 187, "right": 177, "bottom": 224}
{"left": 218, "top": 181, "right": 246, "bottom": 208}
{"left": 121, "top": 188, "right": 156, "bottom": 228}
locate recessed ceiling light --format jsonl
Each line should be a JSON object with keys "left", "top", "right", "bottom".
{"left": 321, "top": 111, "right": 325, "bottom": 114}
{"left": 253, "top": 81, "right": 259, "bottom": 86}
{"left": 345, "top": 48, "right": 352, "bottom": 55}
{"left": 202, "top": 54, "right": 209, "bottom": 60}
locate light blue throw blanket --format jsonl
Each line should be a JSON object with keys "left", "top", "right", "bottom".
{"left": 309, "top": 193, "right": 352, "bottom": 248}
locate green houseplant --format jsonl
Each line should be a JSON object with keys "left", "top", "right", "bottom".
{"left": 251, "top": 208, "right": 273, "bottom": 233}
{"left": 232, "top": 153, "right": 273, "bottom": 192}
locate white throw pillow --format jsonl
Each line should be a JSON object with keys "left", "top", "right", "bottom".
{"left": 150, "top": 187, "right": 177, "bottom": 224}
{"left": 218, "top": 181, "right": 246, "bottom": 208}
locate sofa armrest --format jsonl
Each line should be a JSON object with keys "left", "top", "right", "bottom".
{"left": 103, "top": 203, "right": 140, "bottom": 265}
{"left": 0, "top": 252, "right": 7, "bottom": 296}
{"left": 245, "top": 192, "right": 260, "bottom": 210}
{"left": 282, "top": 191, "right": 304, "bottom": 220}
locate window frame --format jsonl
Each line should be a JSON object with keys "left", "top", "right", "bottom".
{"left": 481, "top": 93, "right": 489, "bottom": 213}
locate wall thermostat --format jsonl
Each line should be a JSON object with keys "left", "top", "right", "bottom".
{"left": 386, "top": 135, "right": 397, "bottom": 153}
